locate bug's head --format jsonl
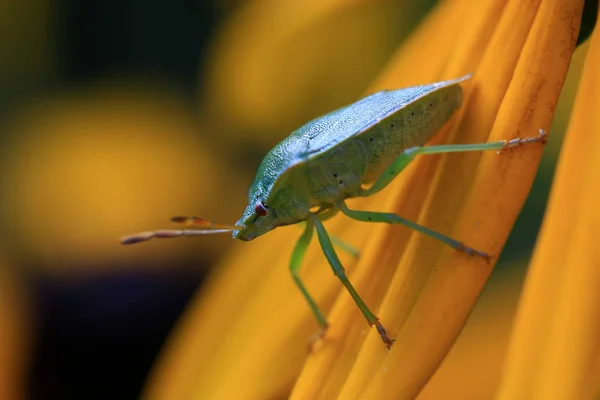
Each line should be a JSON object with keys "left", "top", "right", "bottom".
{"left": 232, "top": 200, "right": 278, "bottom": 241}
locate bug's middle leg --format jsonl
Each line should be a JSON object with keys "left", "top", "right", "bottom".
{"left": 311, "top": 217, "right": 394, "bottom": 348}
{"left": 337, "top": 200, "right": 490, "bottom": 261}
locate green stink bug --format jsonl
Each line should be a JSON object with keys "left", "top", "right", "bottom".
{"left": 122, "top": 74, "right": 546, "bottom": 348}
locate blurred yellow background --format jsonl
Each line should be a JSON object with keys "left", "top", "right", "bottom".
{"left": 0, "top": 0, "right": 595, "bottom": 398}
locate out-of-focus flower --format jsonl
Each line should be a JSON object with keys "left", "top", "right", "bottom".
{"left": 143, "top": 0, "right": 587, "bottom": 399}
{"left": 200, "top": 0, "right": 431, "bottom": 151}
{"left": 0, "top": 83, "right": 246, "bottom": 273}
{"left": 0, "top": 256, "right": 30, "bottom": 400}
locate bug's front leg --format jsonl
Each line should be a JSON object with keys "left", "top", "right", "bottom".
{"left": 290, "top": 220, "right": 329, "bottom": 341}
{"left": 297, "top": 216, "right": 360, "bottom": 258}
{"left": 316, "top": 208, "right": 360, "bottom": 258}
{"left": 311, "top": 217, "right": 395, "bottom": 349}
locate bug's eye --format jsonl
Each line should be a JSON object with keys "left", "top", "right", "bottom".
{"left": 254, "top": 201, "right": 268, "bottom": 217}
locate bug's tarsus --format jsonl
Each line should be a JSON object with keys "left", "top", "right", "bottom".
{"left": 457, "top": 243, "right": 493, "bottom": 263}
{"left": 535, "top": 128, "right": 548, "bottom": 144}
{"left": 373, "top": 321, "right": 395, "bottom": 349}
{"left": 316, "top": 325, "right": 329, "bottom": 339}
{"left": 501, "top": 128, "right": 548, "bottom": 150}
{"left": 307, "top": 324, "right": 330, "bottom": 353}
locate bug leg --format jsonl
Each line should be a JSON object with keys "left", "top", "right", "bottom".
{"left": 297, "top": 220, "right": 359, "bottom": 258}
{"left": 316, "top": 207, "right": 339, "bottom": 221}
{"left": 360, "top": 129, "right": 547, "bottom": 197}
{"left": 336, "top": 200, "right": 491, "bottom": 261}
{"left": 330, "top": 236, "right": 360, "bottom": 258}
{"left": 317, "top": 209, "right": 360, "bottom": 257}
{"left": 312, "top": 217, "right": 394, "bottom": 349}
{"left": 290, "top": 220, "right": 330, "bottom": 341}
{"left": 317, "top": 209, "right": 359, "bottom": 258}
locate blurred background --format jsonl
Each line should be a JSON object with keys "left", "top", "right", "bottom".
{"left": 0, "top": 1, "right": 596, "bottom": 399}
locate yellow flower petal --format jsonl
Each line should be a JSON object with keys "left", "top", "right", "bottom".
{"left": 497, "top": 5, "right": 600, "bottom": 398}
{"left": 291, "top": 1, "right": 507, "bottom": 398}
{"left": 338, "top": 0, "right": 582, "bottom": 398}
{"left": 144, "top": 0, "right": 585, "bottom": 399}
{"left": 417, "top": 37, "right": 591, "bottom": 399}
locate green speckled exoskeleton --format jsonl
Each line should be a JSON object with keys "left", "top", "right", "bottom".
{"left": 122, "top": 74, "right": 547, "bottom": 348}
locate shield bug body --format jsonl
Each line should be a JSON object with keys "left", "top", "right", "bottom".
{"left": 233, "top": 75, "right": 470, "bottom": 241}
{"left": 122, "top": 75, "right": 547, "bottom": 348}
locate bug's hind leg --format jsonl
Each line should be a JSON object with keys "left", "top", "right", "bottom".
{"left": 336, "top": 200, "right": 491, "bottom": 262}
{"left": 359, "top": 129, "right": 547, "bottom": 198}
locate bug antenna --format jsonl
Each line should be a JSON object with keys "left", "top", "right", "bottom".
{"left": 170, "top": 216, "right": 242, "bottom": 230}
{"left": 120, "top": 228, "right": 240, "bottom": 245}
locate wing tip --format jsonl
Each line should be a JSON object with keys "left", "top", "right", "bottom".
{"left": 453, "top": 73, "right": 473, "bottom": 84}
